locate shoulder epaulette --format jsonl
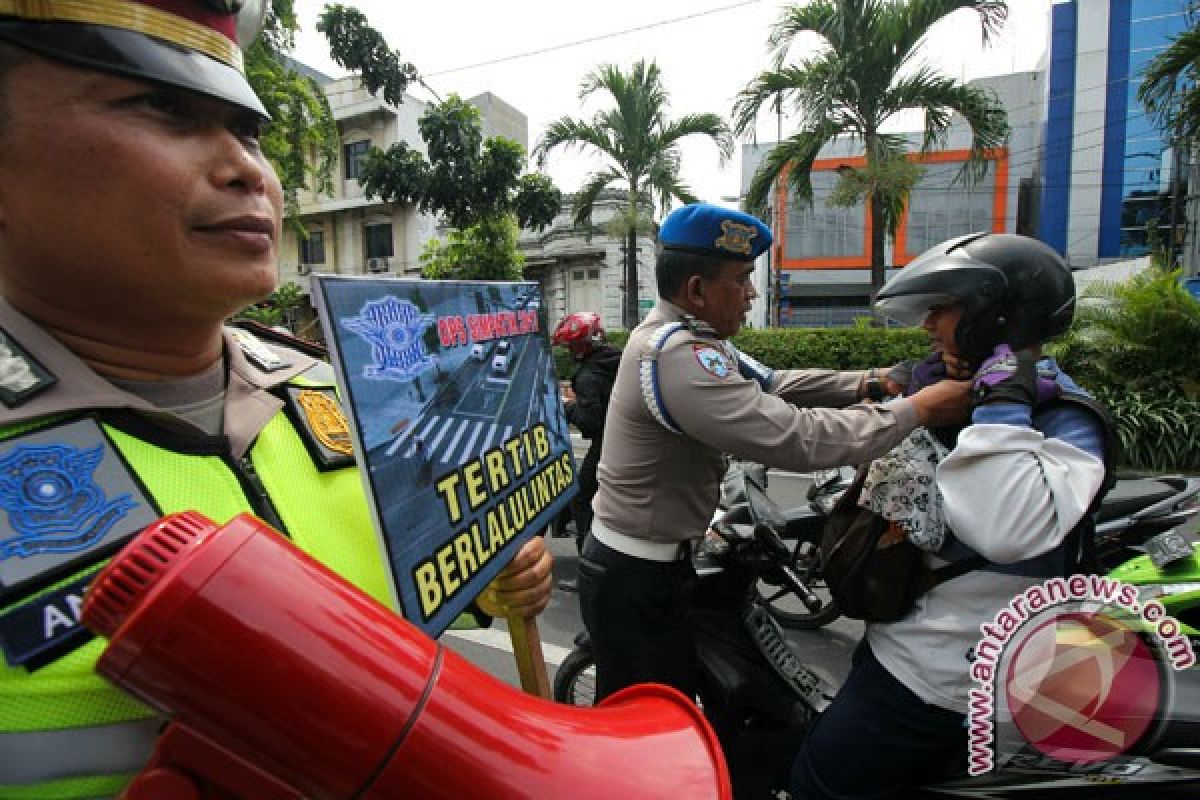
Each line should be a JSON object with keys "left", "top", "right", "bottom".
{"left": 232, "top": 319, "right": 328, "bottom": 359}
{"left": 0, "top": 327, "right": 56, "bottom": 408}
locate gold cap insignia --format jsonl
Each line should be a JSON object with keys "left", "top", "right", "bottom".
{"left": 714, "top": 220, "right": 757, "bottom": 256}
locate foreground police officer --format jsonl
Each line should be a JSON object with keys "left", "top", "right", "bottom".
{"left": 579, "top": 203, "right": 971, "bottom": 703}
{"left": 0, "top": 3, "right": 551, "bottom": 797}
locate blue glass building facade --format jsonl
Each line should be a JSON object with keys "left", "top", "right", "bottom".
{"left": 1041, "top": 0, "right": 1192, "bottom": 261}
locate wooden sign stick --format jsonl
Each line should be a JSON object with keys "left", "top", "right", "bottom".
{"left": 507, "top": 614, "right": 552, "bottom": 699}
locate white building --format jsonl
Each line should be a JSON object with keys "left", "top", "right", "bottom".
{"left": 277, "top": 72, "right": 531, "bottom": 292}
{"left": 519, "top": 189, "right": 656, "bottom": 331}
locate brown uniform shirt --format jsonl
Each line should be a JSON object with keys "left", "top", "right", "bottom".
{"left": 592, "top": 300, "right": 919, "bottom": 543}
{"left": 0, "top": 298, "right": 315, "bottom": 447}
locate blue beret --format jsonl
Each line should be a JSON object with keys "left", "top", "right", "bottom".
{"left": 659, "top": 203, "right": 772, "bottom": 262}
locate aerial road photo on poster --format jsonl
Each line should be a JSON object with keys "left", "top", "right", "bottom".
{"left": 313, "top": 277, "right": 576, "bottom": 635}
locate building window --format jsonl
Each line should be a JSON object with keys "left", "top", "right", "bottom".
{"left": 902, "top": 161, "right": 996, "bottom": 258}
{"left": 365, "top": 223, "right": 394, "bottom": 259}
{"left": 300, "top": 229, "right": 325, "bottom": 264}
{"left": 784, "top": 170, "right": 867, "bottom": 261}
{"left": 344, "top": 140, "right": 370, "bottom": 181}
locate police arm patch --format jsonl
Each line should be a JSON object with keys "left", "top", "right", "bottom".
{"left": 0, "top": 417, "right": 159, "bottom": 670}
{"left": 692, "top": 345, "right": 734, "bottom": 379}
{"left": 282, "top": 386, "right": 356, "bottom": 471}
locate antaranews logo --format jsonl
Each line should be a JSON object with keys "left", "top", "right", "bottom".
{"left": 967, "top": 574, "right": 1195, "bottom": 776}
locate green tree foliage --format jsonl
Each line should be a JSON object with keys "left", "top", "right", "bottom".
{"left": 316, "top": 4, "right": 419, "bottom": 106}
{"left": 360, "top": 97, "right": 560, "bottom": 232}
{"left": 316, "top": 8, "right": 561, "bottom": 281}
{"left": 1051, "top": 268, "right": 1200, "bottom": 398}
{"left": 236, "top": 281, "right": 307, "bottom": 329}
{"left": 420, "top": 215, "right": 526, "bottom": 281}
{"left": 245, "top": 0, "right": 338, "bottom": 222}
{"left": 827, "top": 154, "right": 925, "bottom": 226}
{"left": 1048, "top": 268, "right": 1200, "bottom": 471}
{"left": 1139, "top": 21, "right": 1200, "bottom": 144}
{"left": 534, "top": 60, "right": 733, "bottom": 327}
{"left": 733, "top": 0, "right": 1010, "bottom": 295}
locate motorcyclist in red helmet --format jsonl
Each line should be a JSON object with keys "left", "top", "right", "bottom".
{"left": 552, "top": 313, "right": 622, "bottom": 576}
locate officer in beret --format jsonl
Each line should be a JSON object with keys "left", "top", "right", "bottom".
{"left": 0, "top": 3, "right": 550, "bottom": 797}
{"left": 579, "top": 203, "right": 971, "bottom": 704}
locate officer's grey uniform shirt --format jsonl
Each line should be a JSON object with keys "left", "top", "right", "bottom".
{"left": 592, "top": 300, "right": 920, "bottom": 543}
{"left": 0, "top": 298, "right": 315, "bottom": 453}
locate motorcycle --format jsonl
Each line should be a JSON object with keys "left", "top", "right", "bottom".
{"left": 753, "top": 466, "right": 1200, "bottom": 632}
{"left": 555, "top": 466, "right": 1200, "bottom": 799}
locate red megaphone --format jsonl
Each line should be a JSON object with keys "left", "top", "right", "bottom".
{"left": 82, "top": 512, "right": 731, "bottom": 800}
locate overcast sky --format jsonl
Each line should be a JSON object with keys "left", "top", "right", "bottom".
{"left": 291, "top": 0, "right": 1052, "bottom": 209}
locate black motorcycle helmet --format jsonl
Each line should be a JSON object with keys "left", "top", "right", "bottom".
{"left": 874, "top": 233, "right": 1076, "bottom": 365}
{"left": 0, "top": 0, "right": 269, "bottom": 119}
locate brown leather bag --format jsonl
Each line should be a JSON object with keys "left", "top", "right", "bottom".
{"left": 819, "top": 466, "right": 984, "bottom": 623}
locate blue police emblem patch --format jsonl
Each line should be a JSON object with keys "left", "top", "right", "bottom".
{"left": 341, "top": 296, "right": 437, "bottom": 382}
{"left": 693, "top": 345, "right": 733, "bottom": 379}
{"left": 0, "top": 419, "right": 159, "bottom": 603}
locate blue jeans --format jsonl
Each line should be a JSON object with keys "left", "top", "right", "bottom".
{"left": 790, "top": 642, "right": 966, "bottom": 799}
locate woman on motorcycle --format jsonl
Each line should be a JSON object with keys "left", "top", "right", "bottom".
{"left": 790, "top": 234, "right": 1113, "bottom": 799}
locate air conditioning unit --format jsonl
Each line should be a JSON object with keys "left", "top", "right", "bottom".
{"left": 366, "top": 258, "right": 390, "bottom": 273}
{"left": 296, "top": 263, "right": 313, "bottom": 276}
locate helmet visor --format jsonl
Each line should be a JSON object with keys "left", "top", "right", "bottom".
{"left": 873, "top": 292, "right": 964, "bottom": 327}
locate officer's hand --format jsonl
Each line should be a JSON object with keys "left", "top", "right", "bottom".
{"left": 477, "top": 535, "right": 554, "bottom": 618}
{"left": 908, "top": 378, "right": 972, "bottom": 428}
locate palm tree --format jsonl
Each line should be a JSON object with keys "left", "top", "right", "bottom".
{"left": 1139, "top": 23, "right": 1200, "bottom": 144}
{"left": 535, "top": 60, "right": 733, "bottom": 328}
{"left": 732, "top": 0, "right": 1011, "bottom": 299}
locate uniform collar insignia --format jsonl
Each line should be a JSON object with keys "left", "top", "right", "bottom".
{"left": 715, "top": 219, "right": 757, "bottom": 257}
{"left": 0, "top": 328, "right": 56, "bottom": 408}
{"left": 679, "top": 313, "right": 718, "bottom": 337}
{"left": 233, "top": 330, "right": 290, "bottom": 372}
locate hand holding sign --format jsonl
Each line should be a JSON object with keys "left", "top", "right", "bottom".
{"left": 313, "top": 277, "right": 577, "bottom": 699}
{"left": 478, "top": 534, "right": 554, "bottom": 698}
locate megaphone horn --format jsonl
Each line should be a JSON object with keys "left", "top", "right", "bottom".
{"left": 83, "top": 512, "right": 732, "bottom": 800}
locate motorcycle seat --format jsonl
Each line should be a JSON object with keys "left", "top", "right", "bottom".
{"left": 1095, "top": 478, "right": 1182, "bottom": 523}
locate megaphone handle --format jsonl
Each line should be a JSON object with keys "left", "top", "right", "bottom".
{"left": 508, "top": 614, "right": 552, "bottom": 698}
{"left": 122, "top": 721, "right": 303, "bottom": 800}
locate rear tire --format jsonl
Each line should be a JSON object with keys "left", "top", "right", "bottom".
{"left": 553, "top": 646, "right": 598, "bottom": 706}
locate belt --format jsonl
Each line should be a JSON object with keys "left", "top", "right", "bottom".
{"left": 591, "top": 519, "right": 692, "bottom": 562}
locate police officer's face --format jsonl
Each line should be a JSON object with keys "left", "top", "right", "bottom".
{"left": 697, "top": 261, "right": 757, "bottom": 338}
{"left": 0, "top": 55, "right": 282, "bottom": 329}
